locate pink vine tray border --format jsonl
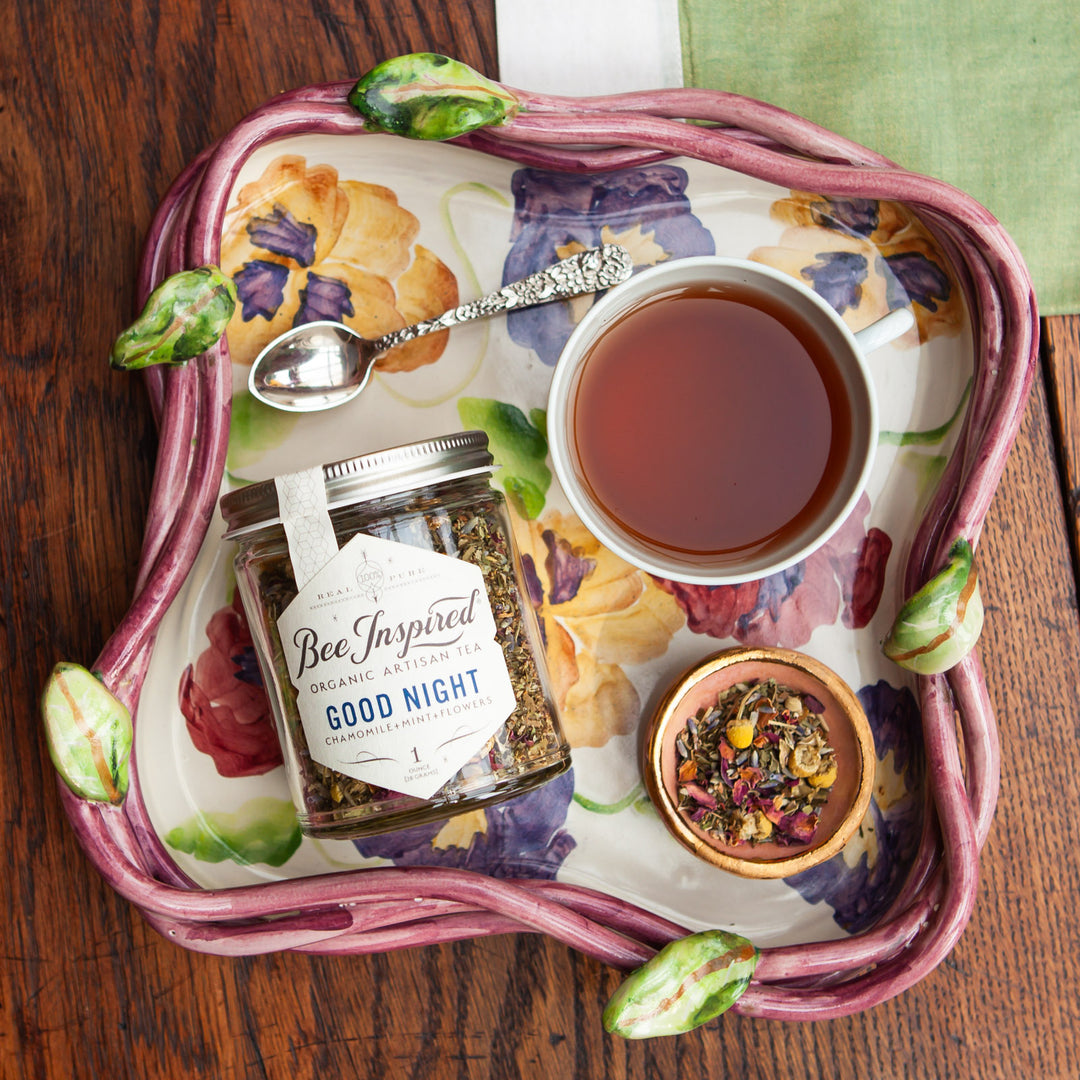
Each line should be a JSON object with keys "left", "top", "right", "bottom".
{"left": 60, "top": 77, "right": 1035, "bottom": 1021}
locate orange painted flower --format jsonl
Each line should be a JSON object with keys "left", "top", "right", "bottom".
{"left": 514, "top": 508, "right": 684, "bottom": 748}
{"left": 751, "top": 192, "right": 964, "bottom": 343}
{"left": 220, "top": 154, "right": 458, "bottom": 373}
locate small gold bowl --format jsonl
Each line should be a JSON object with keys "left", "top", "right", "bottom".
{"left": 642, "top": 647, "right": 876, "bottom": 879}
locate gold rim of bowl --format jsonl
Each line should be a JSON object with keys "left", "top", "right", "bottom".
{"left": 642, "top": 646, "right": 877, "bottom": 880}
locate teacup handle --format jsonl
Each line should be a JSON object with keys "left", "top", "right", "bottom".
{"left": 854, "top": 307, "right": 916, "bottom": 354}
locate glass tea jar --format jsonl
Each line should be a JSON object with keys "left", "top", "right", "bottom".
{"left": 220, "top": 431, "right": 571, "bottom": 839}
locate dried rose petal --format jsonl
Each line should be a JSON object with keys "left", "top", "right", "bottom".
{"left": 681, "top": 782, "right": 717, "bottom": 810}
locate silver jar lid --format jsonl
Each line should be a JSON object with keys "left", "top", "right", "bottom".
{"left": 220, "top": 430, "right": 494, "bottom": 538}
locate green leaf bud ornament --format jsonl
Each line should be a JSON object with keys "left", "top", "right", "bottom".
{"left": 110, "top": 265, "right": 236, "bottom": 370}
{"left": 41, "top": 663, "right": 132, "bottom": 805}
{"left": 602, "top": 930, "right": 758, "bottom": 1039}
{"left": 883, "top": 538, "right": 984, "bottom": 674}
{"left": 349, "top": 53, "right": 521, "bottom": 140}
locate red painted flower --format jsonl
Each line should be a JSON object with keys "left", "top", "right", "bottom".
{"left": 178, "top": 592, "right": 283, "bottom": 777}
{"left": 654, "top": 494, "right": 892, "bottom": 648}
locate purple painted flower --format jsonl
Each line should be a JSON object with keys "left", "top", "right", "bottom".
{"left": 295, "top": 271, "right": 355, "bottom": 325}
{"left": 808, "top": 196, "right": 880, "bottom": 237}
{"left": 520, "top": 532, "right": 595, "bottom": 648}
{"left": 352, "top": 769, "right": 576, "bottom": 879}
{"left": 503, "top": 165, "right": 715, "bottom": 365}
{"left": 883, "top": 250, "right": 952, "bottom": 313}
{"left": 246, "top": 203, "right": 317, "bottom": 266}
{"left": 520, "top": 552, "right": 545, "bottom": 609}
{"left": 233, "top": 260, "right": 289, "bottom": 321}
{"left": 800, "top": 249, "right": 868, "bottom": 313}
{"left": 539, "top": 528, "right": 595, "bottom": 604}
{"left": 783, "top": 680, "right": 924, "bottom": 933}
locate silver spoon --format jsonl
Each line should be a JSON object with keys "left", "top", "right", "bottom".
{"left": 248, "top": 244, "right": 633, "bottom": 412}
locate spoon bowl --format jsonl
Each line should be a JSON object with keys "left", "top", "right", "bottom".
{"left": 251, "top": 321, "right": 375, "bottom": 412}
{"left": 247, "top": 244, "right": 633, "bottom": 412}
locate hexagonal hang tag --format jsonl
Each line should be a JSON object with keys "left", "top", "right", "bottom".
{"left": 277, "top": 531, "right": 517, "bottom": 799}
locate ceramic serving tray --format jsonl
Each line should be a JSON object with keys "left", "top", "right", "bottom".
{"left": 137, "top": 129, "right": 967, "bottom": 948}
{"left": 53, "top": 70, "right": 1035, "bottom": 1020}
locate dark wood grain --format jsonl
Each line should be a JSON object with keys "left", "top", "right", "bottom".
{"left": 4, "top": 3, "right": 1079, "bottom": 1077}
{"left": 1043, "top": 317, "right": 1080, "bottom": 578}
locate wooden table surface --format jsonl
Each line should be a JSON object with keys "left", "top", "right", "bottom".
{"left": 4, "top": 3, "right": 1078, "bottom": 1078}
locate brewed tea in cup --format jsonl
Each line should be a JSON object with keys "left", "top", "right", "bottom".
{"left": 547, "top": 257, "right": 913, "bottom": 584}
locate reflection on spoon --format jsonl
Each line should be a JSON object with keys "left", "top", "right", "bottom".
{"left": 247, "top": 244, "right": 633, "bottom": 413}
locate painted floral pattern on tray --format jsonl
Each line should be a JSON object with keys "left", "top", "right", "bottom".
{"left": 502, "top": 164, "right": 715, "bottom": 365}
{"left": 785, "top": 680, "right": 924, "bottom": 933}
{"left": 220, "top": 154, "right": 459, "bottom": 373}
{"left": 352, "top": 769, "right": 576, "bottom": 879}
{"left": 151, "top": 150, "right": 966, "bottom": 941}
{"left": 179, "top": 591, "right": 282, "bottom": 777}
{"left": 653, "top": 493, "right": 892, "bottom": 649}
{"left": 515, "top": 508, "right": 685, "bottom": 747}
{"left": 749, "top": 192, "right": 965, "bottom": 342}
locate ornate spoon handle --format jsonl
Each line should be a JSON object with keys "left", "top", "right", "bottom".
{"left": 369, "top": 244, "right": 633, "bottom": 354}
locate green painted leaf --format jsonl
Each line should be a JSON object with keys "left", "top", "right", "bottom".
{"left": 528, "top": 408, "right": 548, "bottom": 441}
{"left": 879, "top": 377, "right": 972, "bottom": 447}
{"left": 883, "top": 538, "right": 983, "bottom": 674}
{"left": 227, "top": 390, "right": 299, "bottom": 472}
{"left": 503, "top": 476, "right": 546, "bottom": 520}
{"left": 165, "top": 797, "right": 302, "bottom": 867}
{"left": 897, "top": 448, "right": 948, "bottom": 506}
{"left": 349, "top": 53, "right": 520, "bottom": 140}
{"left": 603, "top": 930, "right": 758, "bottom": 1039}
{"left": 458, "top": 398, "right": 551, "bottom": 519}
{"left": 110, "top": 266, "right": 237, "bottom": 370}
{"left": 41, "top": 662, "right": 131, "bottom": 804}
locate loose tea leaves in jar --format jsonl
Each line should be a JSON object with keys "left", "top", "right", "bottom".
{"left": 220, "top": 431, "right": 571, "bottom": 839}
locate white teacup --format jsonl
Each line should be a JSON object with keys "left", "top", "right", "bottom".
{"left": 546, "top": 256, "right": 914, "bottom": 585}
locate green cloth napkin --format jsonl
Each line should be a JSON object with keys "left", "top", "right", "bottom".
{"left": 679, "top": 0, "right": 1079, "bottom": 315}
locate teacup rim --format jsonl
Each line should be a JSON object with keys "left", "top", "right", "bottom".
{"left": 546, "top": 255, "right": 880, "bottom": 586}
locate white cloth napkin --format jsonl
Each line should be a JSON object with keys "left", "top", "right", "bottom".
{"left": 494, "top": 0, "right": 683, "bottom": 96}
